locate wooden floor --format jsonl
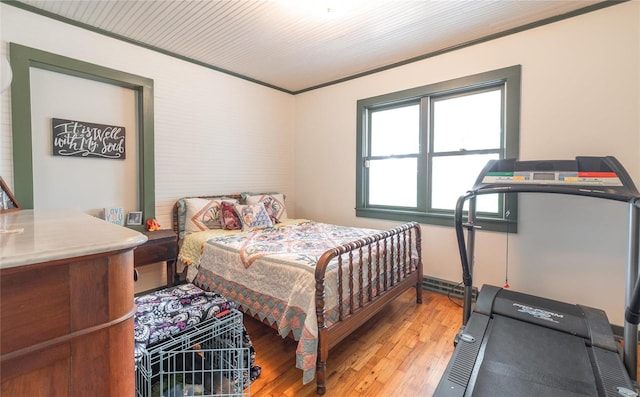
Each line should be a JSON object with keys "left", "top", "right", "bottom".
{"left": 244, "top": 289, "right": 462, "bottom": 396}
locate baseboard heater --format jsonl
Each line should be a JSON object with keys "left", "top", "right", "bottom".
{"left": 422, "top": 276, "right": 478, "bottom": 301}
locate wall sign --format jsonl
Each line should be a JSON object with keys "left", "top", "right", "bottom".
{"left": 52, "top": 118, "right": 126, "bottom": 159}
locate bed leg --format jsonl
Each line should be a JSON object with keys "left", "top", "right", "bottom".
{"left": 316, "top": 331, "right": 328, "bottom": 395}
{"left": 416, "top": 282, "right": 423, "bottom": 304}
{"left": 316, "top": 362, "right": 327, "bottom": 395}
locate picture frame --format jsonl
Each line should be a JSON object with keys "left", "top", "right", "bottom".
{"left": 127, "top": 211, "right": 143, "bottom": 226}
{"left": 0, "top": 177, "right": 20, "bottom": 213}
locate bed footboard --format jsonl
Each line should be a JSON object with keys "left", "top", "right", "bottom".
{"left": 314, "top": 221, "right": 423, "bottom": 394}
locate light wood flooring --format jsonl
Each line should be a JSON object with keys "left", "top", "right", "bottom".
{"left": 244, "top": 289, "right": 462, "bottom": 396}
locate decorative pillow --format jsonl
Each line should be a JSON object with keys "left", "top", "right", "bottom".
{"left": 261, "top": 201, "right": 279, "bottom": 224}
{"left": 235, "top": 203, "right": 274, "bottom": 231}
{"left": 245, "top": 193, "right": 288, "bottom": 222}
{"left": 220, "top": 201, "right": 242, "bottom": 230}
{"left": 184, "top": 198, "right": 238, "bottom": 233}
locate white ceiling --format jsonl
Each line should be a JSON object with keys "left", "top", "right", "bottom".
{"left": 11, "top": 0, "right": 614, "bottom": 93}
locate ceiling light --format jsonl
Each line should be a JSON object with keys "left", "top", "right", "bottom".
{"left": 311, "top": 0, "right": 352, "bottom": 18}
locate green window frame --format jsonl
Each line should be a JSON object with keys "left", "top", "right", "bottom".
{"left": 356, "top": 65, "right": 521, "bottom": 232}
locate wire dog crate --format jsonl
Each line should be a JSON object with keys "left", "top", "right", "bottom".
{"left": 135, "top": 309, "right": 250, "bottom": 397}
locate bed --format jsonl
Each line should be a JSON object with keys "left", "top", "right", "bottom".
{"left": 172, "top": 193, "right": 423, "bottom": 394}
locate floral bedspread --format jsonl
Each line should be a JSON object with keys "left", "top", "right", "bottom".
{"left": 213, "top": 220, "right": 380, "bottom": 269}
{"left": 177, "top": 219, "right": 304, "bottom": 270}
{"left": 186, "top": 221, "right": 413, "bottom": 385}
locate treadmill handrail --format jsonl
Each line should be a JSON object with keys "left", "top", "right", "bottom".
{"left": 466, "top": 184, "right": 638, "bottom": 203}
{"left": 455, "top": 192, "right": 474, "bottom": 290}
{"left": 626, "top": 197, "right": 640, "bottom": 325}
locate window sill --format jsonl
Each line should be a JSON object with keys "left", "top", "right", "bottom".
{"left": 355, "top": 207, "right": 517, "bottom": 233}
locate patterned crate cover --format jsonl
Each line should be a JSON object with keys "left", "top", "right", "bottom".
{"left": 133, "top": 283, "right": 261, "bottom": 383}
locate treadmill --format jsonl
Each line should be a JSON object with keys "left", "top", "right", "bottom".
{"left": 435, "top": 156, "right": 640, "bottom": 397}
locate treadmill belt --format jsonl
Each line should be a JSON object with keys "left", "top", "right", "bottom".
{"left": 471, "top": 314, "right": 599, "bottom": 397}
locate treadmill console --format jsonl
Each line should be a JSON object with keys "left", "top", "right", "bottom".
{"left": 481, "top": 170, "right": 623, "bottom": 186}
{"left": 470, "top": 156, "right": 639, "bottom": 201}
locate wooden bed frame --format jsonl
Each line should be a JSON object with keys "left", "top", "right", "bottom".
{"left": 172, "top": 195, "right": 423, "bottom": 394}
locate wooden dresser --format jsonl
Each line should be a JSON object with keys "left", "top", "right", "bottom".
{"left": 0, "top": 209, "right": 147, "bottom": 397}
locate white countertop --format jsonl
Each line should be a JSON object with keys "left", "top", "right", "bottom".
{"left": 0, "top": 209, "right": 148, "bottom": 269}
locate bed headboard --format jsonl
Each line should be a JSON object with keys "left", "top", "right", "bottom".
{"left": 172, "top": 194, "right": 243, "bottom": 241}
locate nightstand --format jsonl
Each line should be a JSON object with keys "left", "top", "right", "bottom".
{"left": 134, "top": 229, "right": 178, "bottom": 287}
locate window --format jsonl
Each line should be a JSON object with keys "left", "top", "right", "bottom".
{"left": 356, "top": 65, "right": 521, "bottom": 231}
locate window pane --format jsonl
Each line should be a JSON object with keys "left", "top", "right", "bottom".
{"left": 431, "top": 154, "right": 499, "bottom": 213}
{"left": 433, "top": 89, "right": 502, "bottom": 152}
{"left": 371, "top": 104, "right": 419, "bottom": 156}
{"left": 369, "top": 158, "right": 417, "bottom": 207}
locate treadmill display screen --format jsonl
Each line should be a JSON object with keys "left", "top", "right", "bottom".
{"left": 533, "top": 172, "right": 555, "bottom": 181}
{"left": 481, "top": 171, "right": 623, "bottom": 186}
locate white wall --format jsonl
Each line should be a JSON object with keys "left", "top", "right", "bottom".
{"left": 0, "top": 6, "right": 11, "bottom": 182}
{"left": 0, "top": 4, "right": 296, "bottom": 229}
{"left": 293, "top": 2, "right": 640, "bottom": 325}
{"left": 30, "top": 68, "right": 138, "bottom": 217}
